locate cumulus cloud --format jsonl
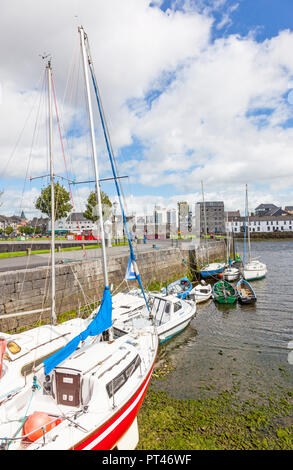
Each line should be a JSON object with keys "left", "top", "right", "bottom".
{"left": 1, "top": 0, "right": 293, "bottom": 218}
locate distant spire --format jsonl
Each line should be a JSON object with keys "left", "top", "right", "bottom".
{"left": 20, "top": 210, "right": 26, "bottom": 220}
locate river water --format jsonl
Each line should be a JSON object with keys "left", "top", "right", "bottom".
{"left": 151, "top": 240, "right": 293, "bottom": 401}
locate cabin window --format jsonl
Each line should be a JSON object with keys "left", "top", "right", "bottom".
{"left": 7, "top": 341, "right": 21, "bottom": 355}
{"left": 106, "top": 354, "right": 141, "bottom": 398}
{"left": 174, "top": 302, "right": 181, "bottom": 313}
{"left": 151, "top": 298, "right": 167, "bottom": 322}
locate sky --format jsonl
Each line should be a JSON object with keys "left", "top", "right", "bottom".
{"left": 1, "top": 0, "right": 293, "bottom": 218}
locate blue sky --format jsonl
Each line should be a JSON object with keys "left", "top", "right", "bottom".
{"left": 1, "top": 0, "right": 293, "bottom": 217}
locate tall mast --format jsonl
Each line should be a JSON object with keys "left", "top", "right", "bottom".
{"left": 201, "top": 180, "right": 209, "bottom": 264}
{"left": 246, "top": 184, "right": 251, "bottom": 263}
{"left": 47, "top": 61, "right": 57, "bottom": 324}
{"left": 79, "top": 26, "right": 109, "bottom": 287}
{"left": 82, "top": 27, "right": 150, "bottom": 310}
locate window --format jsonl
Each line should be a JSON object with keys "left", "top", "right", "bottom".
{"left": 106, "top": 354, "right": 141, "bottom": 398}
{"left": 174, "top": 302, "right": 181, "bottom": 313}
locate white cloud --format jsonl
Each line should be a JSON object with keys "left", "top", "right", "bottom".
{"left": 1, "top": 1, "right": 293, "bottom": 219}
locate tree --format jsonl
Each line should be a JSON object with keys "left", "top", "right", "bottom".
{"left": 18, "top": 226, "right": 34, "bottom": 236}
{"left": 83, "top": 190, "right": 112, "bottom": 223}
{"left": 35, "top": 182, "right": 72, "bottom": 220}
{"left": 5, "top": 226, "right": 13, "bottom": 236}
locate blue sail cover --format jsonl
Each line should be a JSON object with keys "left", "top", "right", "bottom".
{"left": 44, "top": 286, "right": 112, "bottom": 375}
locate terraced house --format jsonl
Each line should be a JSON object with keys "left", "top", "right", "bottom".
{"left": 227, "top": 215, "right": 293, "bottom": 233}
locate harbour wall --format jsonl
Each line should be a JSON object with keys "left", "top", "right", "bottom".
{"left": 0, "top": 240, "right": 225, "bottom": 332}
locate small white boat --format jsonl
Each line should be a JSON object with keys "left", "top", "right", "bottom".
{"left": 113, "top": 293, "right": 196, "bottom": 344}
{"left": 243, "top": 259, "right": 267, "bottom": 281}
{"left": 189, "top": 281, "right": 212, "bottom": 304}
{"left": 222, "top": 266, "right": 240, "bottom": 281}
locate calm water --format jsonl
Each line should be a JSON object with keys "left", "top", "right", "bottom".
{"left": 151, "top": 240, "right": 293, "bottom": 400}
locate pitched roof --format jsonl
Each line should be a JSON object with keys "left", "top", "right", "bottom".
{"left": 255, "top": 203, "right": 278, "bottom": 210}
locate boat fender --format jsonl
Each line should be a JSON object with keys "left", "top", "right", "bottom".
{"left": 23, "top": 411, "right": 61, "bottom": 442}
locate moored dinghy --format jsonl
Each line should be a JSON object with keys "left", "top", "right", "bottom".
{"left": 200, "top": 262, "right": 225, "bottom": 278}
{"left": 161, "top": 277, "right": 192, "bottom": 299}
{"left": 236, "top": 278, "right": 257, "bottom": 304}
{"left": 189, "top": 280, "right": 212, "bottom": 304}
{"left": 212, "top": 280, "right": 237, "bottom": 304}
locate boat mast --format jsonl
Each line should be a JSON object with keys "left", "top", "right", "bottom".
{"left": 246, "top": 184, "right": 251, "bottom": 263}
{"left": 81, "top": 27, "right": 150, "bottom": 310}
{"left": 201, "top": 181, "right": 208, "bottom": 263}
{"left": 47, "top": 60, "right": 57, "bottom": 324}
{"left": 79, "top": 26, "right": 109, "bottom": 287}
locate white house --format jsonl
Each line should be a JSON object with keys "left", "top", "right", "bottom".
{"left": 227, "top": 215, "right": 293, "bottom": 233}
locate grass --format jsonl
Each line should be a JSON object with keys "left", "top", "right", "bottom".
{"left": 137, "top": 380, "right": 293, "bottom": 450}
{"left": 0, "top": 241, "right": 128, "bottom": 259}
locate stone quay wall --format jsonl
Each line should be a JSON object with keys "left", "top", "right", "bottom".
{"left": 0, "top": 240, "right": 225, "bottom": 333}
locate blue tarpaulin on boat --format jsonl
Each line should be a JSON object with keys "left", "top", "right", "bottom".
{"left": 43, "top": 286, "right": 112, "bottom": 375}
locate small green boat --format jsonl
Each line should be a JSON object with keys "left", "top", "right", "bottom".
{"left": 212, "top": 280, "right": 237, "bottom": 304}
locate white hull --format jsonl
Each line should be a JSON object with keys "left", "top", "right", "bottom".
{"left": 112, "top": 292, "right": 196, "bottom": 344}
{"left": 222, "top": 267, "right": 239, "bottom": 281}
{"left": 243, "top": 260, "right": 267, "bottom": 280}
{"left": 157, "top": 310, "right": 195, "bottom": 343}
{"left": 0, "top": 325, "right": 158, "bottom": 450}
{"left": 189, "top": 284, "right": 212, "bottom": 304}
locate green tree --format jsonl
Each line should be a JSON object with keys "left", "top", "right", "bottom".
{"left": 18, "top": 226, "right": 34, "bottom": 236}
{"left": 35, "top": 182, "right": 72, "bottom": 220}
{"left": 5, "top": 226, "right": 13, "bottom": 236}
{"left": 83, "top": 190, "right": 112, "bottom": 222}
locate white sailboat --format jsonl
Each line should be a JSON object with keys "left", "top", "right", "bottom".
{"left": 242, "top": 185, "right": 267, "bottom": 281}
{"left": 0, "top": 60, "right": 90, "bottom": 404}
{"left": 0, "top": 27, "right": 158, "bottom": 451}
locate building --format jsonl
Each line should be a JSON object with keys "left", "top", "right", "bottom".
{"left": 196, "top": 201, "right": 225, "bottom": 234}
{"left": 285, "top": 206, "right": 293, "bottom": 215}
{"left": 28, "top": 217, "right": 49, "bottom": 234}
{"left": 227, "top": 215, "right": 293, "bottom": 233}
{"left": 255, "top": 204, "right": 287, "bottom": 217}
{"left": 225, "top": 210, "right": 240, "bottom": 218}
{"left": 0, "top": 215, "right": 22, "bottom": 232}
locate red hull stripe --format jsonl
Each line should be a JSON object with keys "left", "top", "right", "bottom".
{"left": 74, "top": 364, "right": 154, "bottom": 450}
